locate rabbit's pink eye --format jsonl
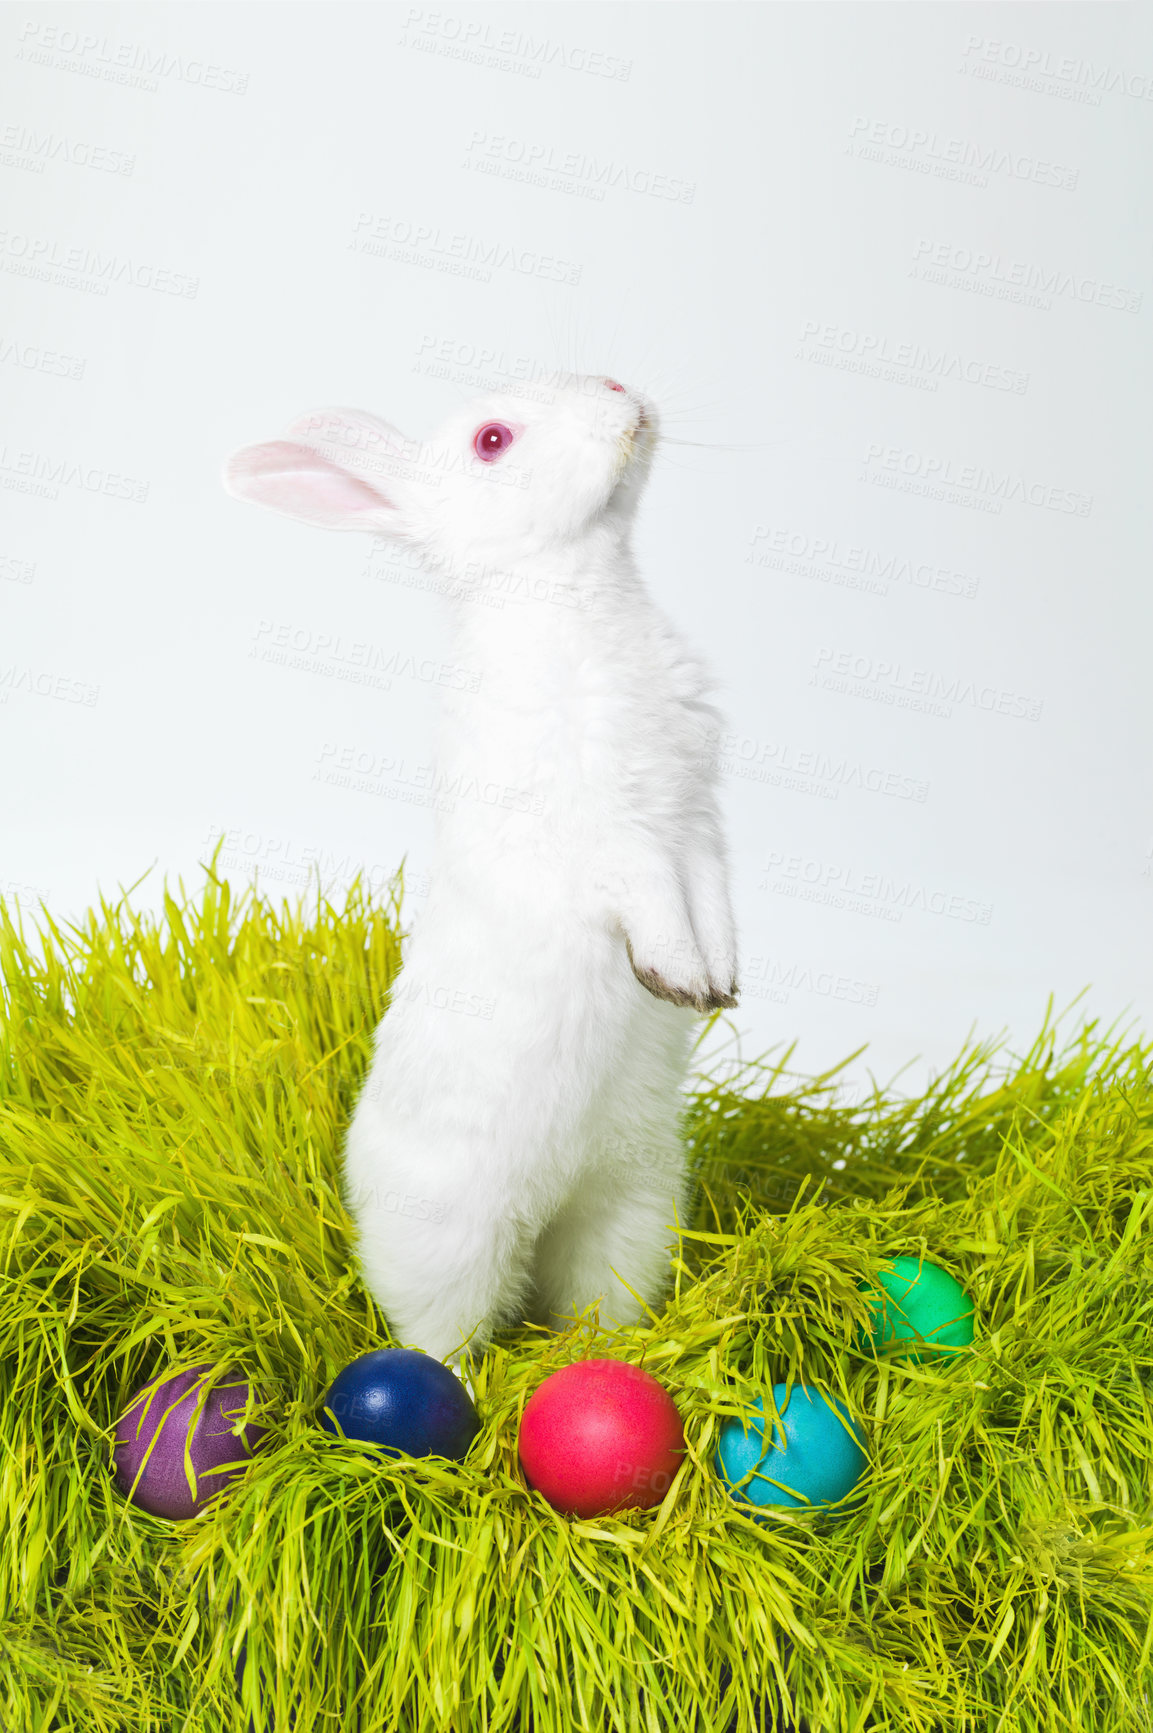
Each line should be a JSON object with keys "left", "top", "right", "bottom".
{"left": 474, "top": 422, "right": 514, "bottom": 462}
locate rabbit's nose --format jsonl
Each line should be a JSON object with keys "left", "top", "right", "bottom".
{"left": 603, "top": 378, "right": 626, "bottom": 393}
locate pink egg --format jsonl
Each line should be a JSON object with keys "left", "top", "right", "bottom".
{"left": 518, "top": 1358, "right": 685, "bottom": 1520}
{"left": 114, "top": 1363, "right": 268, "bottom": 1521}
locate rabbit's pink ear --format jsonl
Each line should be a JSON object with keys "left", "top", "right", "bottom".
{"left": 223, "top": 437, "right": 398, "bottom": 532}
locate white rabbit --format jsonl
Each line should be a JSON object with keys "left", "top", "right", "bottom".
{"left": 224, "top": 374, "right": 738, "bottom": 1366}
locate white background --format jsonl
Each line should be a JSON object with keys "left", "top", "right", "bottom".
{"left": 2, "top": 2, "right": 1150, "bottom": 1096}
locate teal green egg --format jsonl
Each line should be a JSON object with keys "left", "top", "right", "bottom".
{"left": 714, "top": 1384, "right": 867, "bottom": 1518}
{"left": 862, "top": 1255, "right": 975, "bottom": 1357}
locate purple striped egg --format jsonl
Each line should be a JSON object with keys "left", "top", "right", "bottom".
{"left": 114, "top": 1364, "right": 268, "bottom": 1521}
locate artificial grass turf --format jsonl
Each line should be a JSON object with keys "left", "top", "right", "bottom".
{"left": 0, "top": 858, "right": 1150, "bottom": 1733}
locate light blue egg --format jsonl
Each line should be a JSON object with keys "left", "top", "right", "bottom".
{"left": 715, "top": 1384, "right": 867, "bottom": 1516}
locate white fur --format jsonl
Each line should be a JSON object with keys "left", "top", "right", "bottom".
{"left": 224, "top": 374, "right": 739, "bottom": 1365}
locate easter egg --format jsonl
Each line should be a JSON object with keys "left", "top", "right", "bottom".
{"left": 114, "top": 1364, "right": 268, "bottom": 1521}
{"left": 863, "top": 1255, "right": 974, "bottom": 1356}
{"left": 518, "top": 1358, "right": 685, "bottom": 1519}
{"left": 319, "top": 1348, "right": 480, "bottom": 1460}
{"left": 715, "top": 1384, "right": 866, "bottom": 1515}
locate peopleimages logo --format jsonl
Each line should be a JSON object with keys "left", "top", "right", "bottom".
{"left": 959, "top": 35, "right": 1153, "bottom": 102}
{"left": 0, "top": 664, "right": 99, "bottom": 705}
{"left": 350, "top": 213, "right": 581, "bottom": 287}
{"left": 15, "top": 21, "right": 250, "bottom": 94}
{"left": 860, "top": 443, "right": 1092, "bottom": 517}
{"left": 795, "top": 322, "right": 1028, "bottom": 395}
{"left": 910, "top": 238, "right": 1141, "bottom": 314}
{"left": 0, "top": 445, "right": 148, "bottom": 503}
{"left": 743, "top": 952, "right": 881, "bottom": 1008}
{"left": 202, "top": 826, "right": 402, "bottom": 896}
{"left": 0, "top": 123, "right": 135, "bottom": 176}
{"left": 711, "top": 729, "right": 930, "bottom": 804}
{"left": 748, "top": 525, "right": 978, "bottom": 601}
{"left": 0, "top": 230, "right": 199, "bottom": 298}
{"left": 848, "top": 116, "right": 1079, "bottom": 190}
{"left": 313, "top": 742, "right": 546, "bottom": 818}
{"left": 399, "top": 8, "right": 632, "bottom": 80}
{"left": 463, "top": 131, "right": 695, "bottom": 203}
{"left": 0, "top": 335, "right": 85, "bottom": 380}
{"left": 300, "top": 411, "right": 530, "bottom": 494}
{"left": 760, "top": 853, "right": 993, "bottom": 927}
{"left": 811, "top": 647, "right": 1043, "bottom": 722}
{"left": 249, "top": 620, "right": 483, "bottom": 695}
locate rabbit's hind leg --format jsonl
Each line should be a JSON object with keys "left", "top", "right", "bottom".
{"left": 349, "top": 1175, "right": 539, "bottom": 1366}
{"left": 526, "top": 999, "right": 697, "bottom": 1340}
{"left": 527, "top": 1149, "right": 693, "bottom": 1340}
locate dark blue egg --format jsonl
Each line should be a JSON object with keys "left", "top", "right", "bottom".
{"left": 319, "top": 1348, "right": 480, "bottom": 1461}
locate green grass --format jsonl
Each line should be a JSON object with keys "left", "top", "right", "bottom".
{"left": 1, "top": 852, "right": 1151, "bottom": 1733}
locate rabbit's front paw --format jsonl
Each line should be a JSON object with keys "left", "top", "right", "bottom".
{"left": 702, "top": 947, "right": 739, "bottom": 1010}
{"left": 707, "top": 977, "right": 739, "bottom": 1010}
{"left": 624, "top": 933, "right": 732, "bottom": 1014}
